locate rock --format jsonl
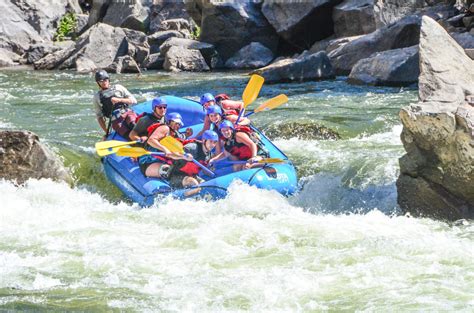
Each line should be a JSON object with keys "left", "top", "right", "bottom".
{"left": 397, "top": 16, "right": 474, "bottom": 220}
{"left": 108, "top": 55, "right": 141, "bottom": 74}
{"left": 0, "top": 130, "right": 72, "bottom": 185}
{"left": 198, "top": 2, "right": 278, "bottom": 61}
{"left": 333, "top": 0, "right": 376, "bottom": 37}
{"left": 147, "top": 30, "right": 185, "bottom": 54}
{"left": 348, "top": 45, "right": 419, "bottom": 86}
{"left": 143, "top": 53, "right": 164, "bottom": 70}
{"left": 252, "top": 51, "right": 334, "bottom": 84}
{"left": 123, "top": 29, "right": 150, "bottom": 65}
{"left": 450, "top": 31, "right": 474, "bottom": 48}
{"left": 155, "top": 18, "right": 193, "bottom": 37}
{"left": 265, "top": 122, "right": 340, "bottom": 140}
{"left": 159, "top": 37, "right": 219, "bottom": 68}
{"left": 374, "top": 0, "right": 448, "bottom": 29}
{"left": 74, "top": 13, "right": 89, "bottom": 36}
{"left": 309, "top": 37, "right": 335, "bottom": 54}
{"left": 149, "top": 1, "right": 192, "bottom": 34}
{"left": 0, "top": 48, "right": 16, "bottom": 67}
{"left": 87, "top": 0, "right": 108, "bottom": 27}
{"left": 262, "top": 0, "right": 342, "bottom": 49}
{"left": 225, "top": 42, "right": 273, "bottom": 69}
{"left": 102, "top": 1, "right": 149, "bottom": 32}
{"left": 24, "top": 43, "right": 64, "bottom": 64}
{"left": 328, "top": 14, "right": 422, "bottom": 75}
{"left": 75, "top": 56, "right": 96, "bottom": 73}
{"left": 163, "top": 45, "right": 210, "bottom": 72}
{"left": 465, "top": 48, "right": 474, "bottom": 59}
{"left": 34, "top": 23, "right": 128, "bottom": 70}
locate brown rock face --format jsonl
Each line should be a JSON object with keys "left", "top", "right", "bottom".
{"left": 397, "top": 16, "right": 474, "bottom": 220}
{"left": 0, "top": 131, "right": 72, "bottom": 185}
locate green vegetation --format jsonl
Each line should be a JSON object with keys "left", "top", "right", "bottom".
{"left": 191, "top": 25, "right": 201, "bottom": 40}
{"left": 54, "top": 12, "right": 77, "bottom": 41}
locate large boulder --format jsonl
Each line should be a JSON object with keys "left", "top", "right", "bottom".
{"left": 450, "top": 31, "right": 474, "bottom": 48}
{"left": 0, "top": 130, "right": 72, "bottom": 185}
{"left": 252, "top": 51, "right": 334, "bottom": 84}
{"left": 159, "top": 37, "right": 220, "bottom": 69}
{"left": 328, "top": 14, "right": 422, "bottom": 75}
{"left": 34, "top": 23, "right": 145, "bottom": 72}
{"left": 163, "top": 45, "right": 210, "bottom": 72}
{"left": 147, "top": 30, "right": 186, "bottom": 54}
{"left": 225, "top": 42, "right": 274, "bottom": 69}
{"left": 262, "top": 0, "right": 342, "bottom": 49}
{"left": 149, "top": 1, "right": 192, "bottom": 34}
{"left": 397, "top": 16, "right": 474, "bottom": 220}
{"left": 102, "top": 1, "right": 149, "bottom": 32}
{"left": 333, "top": 0, "right": 376, "bottom": 37}
{"left": 0, "top": 49, "right": 16, "bottom": 67}
{"left": 24, "top": 42, "right": 71, "bottom": 64}
{"left": 155, "top": 18, "right": 194, "bottom": 37}
{"left": 348, "top": 45, "right": 419, "bottom": 86}
{"left": 196, "top": 2, "right": 278, "bottom": 61}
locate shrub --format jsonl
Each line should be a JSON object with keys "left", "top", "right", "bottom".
{"left": 54, "top": 12, "right": 77, "bottom": 42}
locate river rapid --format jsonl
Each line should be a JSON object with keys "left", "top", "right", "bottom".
{"left": 0, "top": 70, "right": 472, "bottom": 311}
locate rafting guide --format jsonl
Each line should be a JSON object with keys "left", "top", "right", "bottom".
{"left": 93, "top": 69, "right": 138, "bottom": 139}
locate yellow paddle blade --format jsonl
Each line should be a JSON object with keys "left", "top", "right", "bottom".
{"left": 95, "top": 140, "right": 138, "bottom": 150}
{"left": 160, "top": 136, "right": 184, "bottom": 154}
{"left": 242, "top": 74, "right": 264, "bottom": 108}
{"left": 256, "top": 158, "right": 285, "bottom": 164}
{"left": 254, "top": 94, "right": 288, "bottom": 113}
{"left": 116, "top": 147, "right": 150, "bottom": 158}
{"left": 96, "top": 147, "right": 121, "bottom": 157}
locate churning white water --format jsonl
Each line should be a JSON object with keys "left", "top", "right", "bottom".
{"left": 1, "top": 179, "right": 473, "bottom": 311}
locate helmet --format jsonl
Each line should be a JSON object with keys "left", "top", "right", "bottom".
{"left": 218, "top": 120, "right": 234, "bottom": 130}
{"left": 167, "top": 112, "right": 184, "bottom": 126}
{"left": 206, "top": 105, "right": 222, "bottom": 116}
{"left": 202, "top": 130, "right": 219, "bottom": 141}
{"left": 200, "top": 93, "right": 215, "bottom": 105}
{"left": 95, "top": 69, "right": 109, "bottom": 82}
{"left": 152, "top": 97, "right": 167, "bottom": 110}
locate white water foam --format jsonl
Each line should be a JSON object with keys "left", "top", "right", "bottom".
{"left": 0, "top": 179, "right": 472, "bottom": 311}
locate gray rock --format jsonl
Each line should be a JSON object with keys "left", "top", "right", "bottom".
{"left": 159, "top": 37, "right": 218, "bottom": 68}
{"left": 0, "top": 48, "right": 16, "bottom": 67}
{"left": 265, "top": 121, "right": 340, "bottom": 140}
{"left": 75, "top": 56, "right": 96, "bottom": 73}
{"left": 74, "top": 13, "right": 89, "bottom": 36}
{"left": 450, "top": 31, "right": 474, "bottom": 48}
{"left": 397, "top": 16, "right": 474, "bottom": 220}
{"left": 333, "top": 0, "right": 376, "bottom": 37}
{"left": 123, "top": 29, "right": 150, "bottom": 65}
{"left": 465, "top": 48, "right": 474, "bottom": 59}
{"left": 348, "top": 45, "right": 419, "bottom": 86}
{"left": 87, "top": 0, "right": 107, "bottom": 27}
{"left": 147, "top": 30, "right": 185, "bottom": 54}
{"left": 225, "top": 42, "right": 274, "bottom": 69}
{"left": 108, "top": 55, "right": 141, "bottom": 74}
{"left": 262, "top": 0, "right": 342, "bottom": 49}
{"left": 0, "top": 130, "right": 72, "bottom": 185}
{"left": 25, "top": 43, "right": 66, "bottom": 64}
{"left": 102, "top": 1, "right": 149, "bottom": 32}
{"left": 34, "top": 23, "right": 127, "bottom": 70}
{"left": 184, "top": 0, "right": 205, "bottom": 26}
{"left": 328, "top": 14, "right": 422, "bottom": 75}
{"left": 156, "top": 18, "right": 193, "bottom": 37}
{"left": 149, "top": 1, "right": 192, "bottom": 34}
{"left": 198, "top": 2, "right": 278, "bottom": 61}
{"left": 143, "top": 53, "right": 164, "bottom": 70}
{"left": 163, "top": 45, "right": 210, "bottom": 72}
{"left": 252, "top": 51, "right": 334, "bottom": 84}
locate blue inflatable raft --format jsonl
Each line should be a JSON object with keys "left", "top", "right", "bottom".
{"left": 102, "top": 96, "right": 298, "bottom": 206}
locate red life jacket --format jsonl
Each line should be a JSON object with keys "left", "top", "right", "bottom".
{"left": 223, "top": 129, "right": 253, "bottom": 160}
{"left": 175, "top": 142, "right": 210, "bottom": 176}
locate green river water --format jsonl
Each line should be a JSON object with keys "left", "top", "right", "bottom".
{"left": 0, "top": 70, "right": 472, "bottom": 312}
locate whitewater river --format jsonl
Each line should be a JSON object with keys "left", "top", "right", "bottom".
{"left": 0, "top": 70, "right": 472, "bottom": 311}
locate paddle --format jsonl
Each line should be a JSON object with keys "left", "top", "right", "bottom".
{"left": 216, "top": 158, "right": 285, "bottom": 166}
{"left": 95, "top": 139, "right": 140, "bottom": 151}
{"left": 97, "top": 146, "right": 121, "bottom": 157}
{"left": 160, "top": 136, "right": 216, "bottom": 177}
{"left": 235, "top": 74, "right": 264, "bottom": 124}
{"left": 116, "top": 147, "right": 164, "bottom": 158}
{"left": 244, "top": 94, "right": 288, "bottom": 118}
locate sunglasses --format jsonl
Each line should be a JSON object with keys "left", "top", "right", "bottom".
{"left": 155, "top": 106, "right": 167, "bottom": 109}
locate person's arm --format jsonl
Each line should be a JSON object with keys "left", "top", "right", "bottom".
{"left": 221, "top": 99, "right": 243, "bottom": 111}
{"left": 195, "top": 115, "right": 211, "bottom": 138}
{"left": 112, "top": 85, "right": 137, "bottom": 105}
{"left": 147, "top": 126, "right": 171, "bottom": 155}
{"left": 226, "top": 114, "right": 250, "bottom": 126}
{"left": 97, "top": 117, "right": 107, "bottom": 133}
{"left": 93, "top": 93, "right": 108, "bottom": 135}
{"left": 129, "top": 120, "right": 147, "bottom": 142}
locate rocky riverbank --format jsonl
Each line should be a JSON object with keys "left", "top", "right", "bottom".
{"left": 0, "top": 1, "right": 472, "bottom": 86}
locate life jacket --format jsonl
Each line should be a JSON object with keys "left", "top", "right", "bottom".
{"left": 99, "top": 86, "right": 128, "bottom": 118}
{"left": 139, "top": 123, "right": 172, "bottom": 165}
{"left": 173, "top": 142, "right": 211, "bottom": 176}
{"left": 169, "top": 128, "right": 186, "bottom": 141}
{"left": 223, "top": 126, "right": 269, "bottom": 160}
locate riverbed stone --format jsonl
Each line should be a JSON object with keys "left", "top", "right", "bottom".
{"left": 0, "top": 130, "right": 72, "bottom": 185}
{"left": 163, "top": 45, "right": 209, "bottom": 72}
{"left": 225, "top": 42, "right": 274, "bottom": 69}
{"left": 265, "top": 122, "right": 340, "bottom": 140}
{"left": 397, "top": 16, "right": 474, "bottom": 220}
{"left": 159, "top": 37, "right": 219, "bottom": 69}
{"left": 348, "top": 45, "right": 419, "bottom": 86}
{"left": 252, "top": 51, "right": 334, "bottom": 84}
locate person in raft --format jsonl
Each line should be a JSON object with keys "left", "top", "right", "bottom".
{"left": 129, "top": 97, "right": 167, "bottom": 142}
{"left": 210, "top": 120, "right": 268, "bottom": 170}
{"left": 195, "top": 93, "right": 250, "bottom": 138}
{"left": 166, "top": 130, "right": 219, "bottom": 188}
{"left": 92, "top": 69, "right": 137, "bottom": 139}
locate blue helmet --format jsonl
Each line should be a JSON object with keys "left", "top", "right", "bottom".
{"left": 206, "top": 105, "right": 222, "bottom": 115}
{"left": 202, "top": 130, "right": 219, "bottom": 141}
{"left": 218, "top": 120, "right": 234, "bottom": 130}
{"left": 167, "top": 112, "right": 184, "bottom": 126}
{"left": 152, "top": 97, "right": 167, "bottom": 110}
{"left": 200, "top": 93, "right": 215, "bottom": 105}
